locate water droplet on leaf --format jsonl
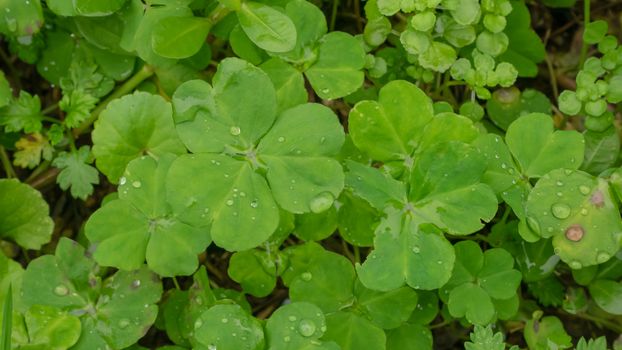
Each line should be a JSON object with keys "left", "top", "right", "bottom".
{"left": 118, "top": 319, "right": 130, "bottom": 329}
{"left": 596, "top": 252, "right": 610, "bottom": 263}
{"left": 301, "top": 272, "right": 312, "bottom": 281}
{"left": 579, "top": 185, "right": 590, "bottom": 195}
{"left": 230, "top": 126, "right": 241, "bottom": 135}
{"left": 309, "top": 192, "right": 334, "bottom": 213}
{"left": 132, "top": 181, "right": 141, "bottom": 188}
{"left": 298, "top": 319, "right": 316, "bottom": 337}
{"left": 54, "top": 285, "right": 69, "bottom": 296}
{"left": 551, "top": 203, "right": 571, "bottom": 219}
{"left": 119, "top": 177, "right": 127, "bottom": 185}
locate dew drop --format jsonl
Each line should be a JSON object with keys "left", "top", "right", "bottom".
{"left": 556, "top": 180, "right": 563, "bottom": 187}
{"left": 194, "top": 319, "right": 203, "bottom": 329}
{"left": 132, "top": 181, "right": 141, "bottom": 188}
{"left": 118, "top": 318, "right": 130, "bottom": 329}
{"left": 119, "top": 177, "right": 127, "bottom": 185}
{"left": 229, "top": 126, "right": 241, "bottom": 135}
{"left": 54, "top": 285, "right": 69, "bottom": 296}
{"left": 579, "top": 185, "right": 591, "bottom": 195}
{"left": 221, "top": 318, "right": 228, "bottom": 323}
{"left": 301, "top": 272, "right": 312, "bottom": 281}
{"left": 208, "top": 345, "right": 217, "bottom": 350}
{"left": 412, "top": 246, "right": 420, "bottom": 253}
{"left": 131, "top": 279, "right": 141, "bottom": 288}
{"left": 580, "top": 208, "right": 588, "bottom": 215}
{"left": 596, "top": 252, "right": 610, "bottom": 263}
{"left": 569, "top": 261, "right": 582, "bottom": 269}
{"left": 283, "top": 336, "right": 291, "bottom": 343}
{"left": 298, "top": 319, "right": 316, "bottom": 337}
{"left": 309, "top": 192, "right": 334, "bottom": 213}
{"left": 250, "top": 199, "right": 259, "bottom": 208}
{"left": 551, "top": 203, "right": 571, "bottom": 219}
{"left": 288, "top": 316, "right": 297, "bottom": 322}
{"left": 278, "top": 136, "right": 285, "bottom": 142}
{"left": 226, "top": 199, "right": 234, "bottom": 206}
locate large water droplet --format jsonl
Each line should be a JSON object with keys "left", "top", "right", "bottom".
{"left": 579, "top": 185, "right": 591, "bottom": 195}
{"left": 118, "top": 318, "right": 130, "bottom": 329}
{"left": 301, "top": 272, "right": 312, "bottom": 281}
{"left": 194, "top": 319, "right": 203, "bottom": 329}
{"left": 54, "top": 285, "right": 69, "bottom": 296}
{"left": 596, "top": 252, "right": 610, "bottom": 263}
{"left": 551, "top": 203, "right": 571, "bottom": 219}
{"left": 309, "top": 192, "right": 334, "bottom": 213}
{"left": 119, "top": 177, "right": 127, "bottom": 185}
{"left": 230, "top": 126, "right": 241, "bottom": 136}
{"left": 298, "top": 319, "right": 316, "bottom": 337}
{"left": 565, "top": 224, "right": 584, "bottom": 242}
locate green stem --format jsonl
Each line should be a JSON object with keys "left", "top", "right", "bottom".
{"left": 24, "top": 161, "right": 50, "bottom": 183}
{"left": 73, "top": 65, "right": 155, "bottom": 136}
{"left": 41, "top": 103, "right": 59, "bottom": 115}
{"left": 330, "top": 0, "right": 340, "bottom": 31}
{"left": 172, "top": 277, "right": 181, "bottom": 291}
{"left": 569, "top": 311, "right": 622, "bottom": 333}
{"left": 353, "top": 246, "right": 360, "bottom": 264}
{"left": 0, "top": 146, "right": 16, "bottom": 179}
{"left": 579, "top": 0, "right": 590, "bottom": 67}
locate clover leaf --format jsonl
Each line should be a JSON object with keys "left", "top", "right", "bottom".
{"left": 475, "top": 113, "right": 584, "bottom": 218}
{"left": 86, "top": 154, "right": 210, "bottom": 276}
{"left": 167, "top": 58, "right": 344, "bottom": 251}
{"left": 193, "top": 304, "right": 265, "bottom": 350}
{"left": 0, "top": 179, "right": 54, "bottom": 250}
{"left": 238, "top": 2, "right": 297, "bottom": 53}
{"left": 349, "top": 141, "right": 497, "bottom": 291}
{"left": 524, "top": 169, "right": 622, "bottom": 268}
{"left": 11, "top": 305, "right": 82, "bottom": 350}
{"left": 92, "top": 91, "right": 186, "bottom": 183}
{"left": 349, "top": 80, "right": 478, "bottom": 166}
{"left": 324, "top": 311, "right": 386, "bottom": 350}
{"left": 440, "top": 241, "right": 521, "bottom": 325}
{"left": 267, "top": 0, "right": 366, "bottom": 100}
{"left": 21, "top": 238, "right": 162, "bottom": 350}
{"left": 265, "top": 302, "right": 339, "bottom": 350}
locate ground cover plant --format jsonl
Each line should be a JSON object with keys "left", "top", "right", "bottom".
{"left": 0, "top": 0, "right": 622, "bottom": 348}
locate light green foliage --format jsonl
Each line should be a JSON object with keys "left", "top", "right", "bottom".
{"left": 524, "top": 169, "right": 622, "bottom": 268}
{"left": 86, "top": 154, "right": 210, "bottom": 276}
{"left": 167, "top": 58, "right": 344, "bottom": 251}
{"left": 0, "top": 179, "right": 53, "bottom": 249}
{"left": 0, "top": 91, "right": 43, "bottom": 133}
{"left": 524, "top": 314, "right": 572, "bottom": 350}
{"left": 20, "top": 238, "right": 162, "bottom": 350}
{"left": 193, "top": 304, "right": 264, "bottom": 350}
{"left": 440, "top": 241, "right": 521, "bottom": 325}
{"left": 53, "top": 146, "right": 100, "bottom": 200}
{"left": 92, "top": 91, "right": 186, "bottom": 183}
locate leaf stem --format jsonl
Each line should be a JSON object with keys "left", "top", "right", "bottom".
{"left": 1, "top": 285, "right": 12, "bottom": 350}
{"left": 172, "top": 276, "right": 181, "bottom": 290}
{"left": 0, "top": 146, "right": 16, "bottom": 179}
{"left": 41, "top": 103, "right": 59, "bottom": 115}
{"left": 579, "top": 0, "right": 590, "bottom": 67}
{"left": 566, "top": 311, "right": 622, "bottom": 333}
{"left": 73, "top": 64, "right": 155, "bottom": 136}
{"left": 330, "top": 0, "right": 340, "bottom": 31}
